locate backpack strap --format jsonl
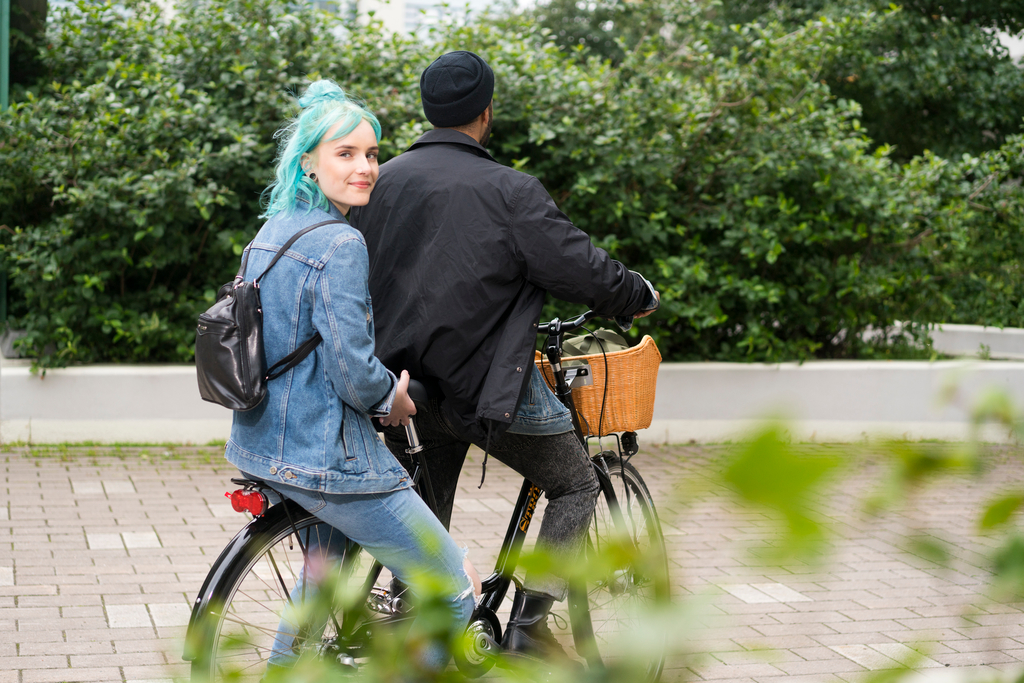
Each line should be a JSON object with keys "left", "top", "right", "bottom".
{"left": 265, "top": 331, "right": 324, "bottom": 381}
{"left": 254, "top": 219, "right": 346, "bottom": 285}
{"left": 236, "top": 241, "right": 255, "bottom": 281}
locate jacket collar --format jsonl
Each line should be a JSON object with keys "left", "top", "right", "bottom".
{"left": 295, "top": 197, "right": 350, "bottom": 224}
{"left": 325, "top": 200, "right": 349, "bottom": 222}
{"left": 408, "top": 128, "right": 496, "bottom": 162}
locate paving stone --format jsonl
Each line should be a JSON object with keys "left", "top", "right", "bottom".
{"left": 777, "top": 657, "right": 867, "bottom": 675}
{"left": 21, "top": 667, "right": 122, "bottom": 683}
{"left": 105, "top": 604, "right": 151, "bottom": 629}
{"left": 147, "top": 602, "right": 190, "bottom": 628}
{"left": 719, "top": 584, "right": 783, "bottom": 604}
{"left": 71, "top": 652, "right": 165, "bottom": 668}
{"left": 103, "top": 481, "right": 137, "bottom": 494}
{"left": 933, "top": 650, "right": 1019, "bottom": 667}
{"left": 0, "top": 656, "right": 69, "bottom": 670}
{"left": 85, "top": 533, "right": 123, "bottom": 550}
{"left": 871, "top": 643, "right": 944, "bottom": 668}
{"left": 830, "top": 644, "right": 903, "bottom": 670}
{"left": 751, "top": 582, "right": 812, "bottom": 603}
{"left": 18, "top": 641, "right": 114, "bottom": 656}
{"left": 122, "top": 664, "right": 189, "bottom": 680}
{"left": 122, "top": 532, "right": 161, "bottom": 549}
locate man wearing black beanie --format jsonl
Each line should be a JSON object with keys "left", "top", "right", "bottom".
{"left": 351, "top": 50, "right": 659, "bottom": 667}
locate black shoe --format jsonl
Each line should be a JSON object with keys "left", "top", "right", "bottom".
{"left": 501, "top": 589, "right": 582, "bottom": 670}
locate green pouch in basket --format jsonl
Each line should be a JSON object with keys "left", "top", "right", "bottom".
{"left": 561, "top": 328, "right": 629, "bottom": 366}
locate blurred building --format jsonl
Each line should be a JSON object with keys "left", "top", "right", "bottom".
{"left": 147, "top": 0, "right": 501, "bottom": 33}
{"left": 999, "top": 32, "right": 1024, "bottom": 63}
{"left": 348, "top": 0, "right": 497, "bottom": 34}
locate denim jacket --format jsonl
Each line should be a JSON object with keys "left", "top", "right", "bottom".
{"left": 224, "top": 202, "right": 411, "bottom": 495}
{"left": 506, "top": 369, "right": 573, "bottom": 436}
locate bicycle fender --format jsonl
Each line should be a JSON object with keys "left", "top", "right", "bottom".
{"left": 182, "top": 500, "right": 307, "bottom": 661}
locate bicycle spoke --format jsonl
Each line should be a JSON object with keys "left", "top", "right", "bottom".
{"left": 218, "top": 612, "right": 296, "bottom": 639}
{"left": 265, "top": 549, "right": 294, "bottom": 607}
{"left": 212, "top": 642, "right": 296, "bottom": 660}
{"left": 251, "top": 554, "right": 288, "bottom": 601}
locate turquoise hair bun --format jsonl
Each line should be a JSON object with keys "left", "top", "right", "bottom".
{"left": 297, "top": 80, "right": 349, "bottom": 109}
{"left": 260, "top": 79, "right": 382, "bottom": 218}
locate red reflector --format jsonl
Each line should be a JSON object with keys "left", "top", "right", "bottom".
{"left": 225, "top": 489, "right": 268, "bottom": 516}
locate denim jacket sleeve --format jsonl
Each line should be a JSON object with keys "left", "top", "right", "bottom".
{"left": 313, "top": 235, "right": 397, "bottom": 416}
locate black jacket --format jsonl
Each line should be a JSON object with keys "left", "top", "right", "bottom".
{"left": 351, "top": 129, "right": 652, "bottom": 442}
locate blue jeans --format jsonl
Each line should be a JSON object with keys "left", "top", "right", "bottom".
{"left": 242, "top": 472, "right": 475, "bottom": 671}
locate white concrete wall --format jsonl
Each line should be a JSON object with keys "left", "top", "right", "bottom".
{"left": 930, "top": 324, "right": 1024, "bottom": 360}
{"left": 644, "top": 360, "right": 1024, "bottom": 444}
{"left": 3, "top": 356, "right": 1023, "bottom": 445}
{"left": 0, "top": 360, "right": 232, "bottom": 444}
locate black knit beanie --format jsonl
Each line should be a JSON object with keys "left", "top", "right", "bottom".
{"left": 419, "top": 51, "right": 494, "bottom": 128}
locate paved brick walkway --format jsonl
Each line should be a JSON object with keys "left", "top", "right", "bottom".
{"left": 2, "top": 443, "right": 1024, "bottom": 682}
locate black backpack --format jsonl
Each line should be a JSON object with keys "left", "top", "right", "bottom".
{"left": 195, "top": 220, "right": 342, "bottom": 411}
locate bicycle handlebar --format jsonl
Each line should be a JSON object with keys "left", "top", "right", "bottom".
{"left": 536, "top": 310, "right": 600, "bottom": 336}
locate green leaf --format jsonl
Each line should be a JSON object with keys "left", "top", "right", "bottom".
{"left": 981, "top": 494, "right": 1024, "bottom": 530}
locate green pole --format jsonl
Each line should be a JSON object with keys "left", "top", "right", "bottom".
{"left": 0, "top": 0, "right": 8, "bottom": 110}
{"left": 0, "top": 0, "right": 8, "bottom": 324}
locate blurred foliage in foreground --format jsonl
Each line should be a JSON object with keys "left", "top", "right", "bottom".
{"left": 2, "top": 0, "right": 1024, "bottom": 368}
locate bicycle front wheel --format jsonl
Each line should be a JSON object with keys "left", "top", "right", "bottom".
{"left": 569, "top": 453, "right": 670, "bottom": 682}
{"left": 189, "top": 503, "right": 404, "bottom": 682}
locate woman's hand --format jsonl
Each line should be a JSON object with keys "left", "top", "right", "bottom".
{"left": 380, "top": 370, "right": 417, "bottom": 427}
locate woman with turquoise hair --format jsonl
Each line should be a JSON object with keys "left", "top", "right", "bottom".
{"left": 223, "top": 79, "right": 475, "bottom": 673}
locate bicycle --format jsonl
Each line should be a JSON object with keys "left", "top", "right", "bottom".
{"left": 183, "top": 309, "right": 670, "bottom": 682}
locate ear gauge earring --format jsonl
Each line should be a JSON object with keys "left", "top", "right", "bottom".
{"left": 308, "top": 172, "right": 318, "bottom": 182}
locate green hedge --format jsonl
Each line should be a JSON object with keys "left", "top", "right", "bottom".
{"left": 1, "top": 0, "right": 1022, "bottom": 368}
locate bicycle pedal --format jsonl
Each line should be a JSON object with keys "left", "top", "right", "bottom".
{"left": 476, "top": 632, "right": 500, "bottom": 653}
{"left": 335, "top": 653, "right": 357, "bottom": 670}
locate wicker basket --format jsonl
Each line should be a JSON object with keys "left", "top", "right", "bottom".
{"left": 534, "top": 335, "right": 661, "bottom": 437}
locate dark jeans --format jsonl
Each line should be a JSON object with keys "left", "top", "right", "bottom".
{"left": 383, "top": 398, "right": 599, "bottom": 601}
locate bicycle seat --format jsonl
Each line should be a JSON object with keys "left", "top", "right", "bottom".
{"left": 407, "top": 378, "right": 441, "bottom": 407}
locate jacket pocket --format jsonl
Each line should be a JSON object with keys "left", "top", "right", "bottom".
{"left": 338, "top": 407, "right": 371, "bottom": 475}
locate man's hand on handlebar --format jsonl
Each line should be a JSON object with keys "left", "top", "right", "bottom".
{"left": 634, "top": 290, "right": 660, "bottom": 319}
{"left": 380, "top": 369, "right": 417, "bottom": 427}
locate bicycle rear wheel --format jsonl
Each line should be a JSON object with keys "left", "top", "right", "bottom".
{"left": 569, "top": 453, "right": 670, "bottom": 682}
{"left": 189, "top": 503, "right": 405, "bottom": 682}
